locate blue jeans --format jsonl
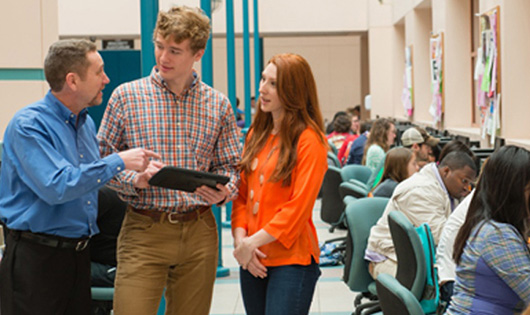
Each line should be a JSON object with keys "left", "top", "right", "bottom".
{"left": 239, "top": 258, "right": 321, "bottom": 315}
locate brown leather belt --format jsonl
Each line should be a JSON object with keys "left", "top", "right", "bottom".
{"left": 9, "top": 229, "right": 90, "bottom": 252}
{"left": 129, "top": 205, "right": 211, "bottom": 223}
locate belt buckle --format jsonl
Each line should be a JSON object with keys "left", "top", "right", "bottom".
{"left": 168, "top": 213, "right": 180, "bottom": 224}
{"left": 75, "top": 239, "right": 89, "bottom": 251}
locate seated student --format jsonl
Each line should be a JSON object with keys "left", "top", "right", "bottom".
{"left": 345, "top": 121, "right": 370, "bottom": 165}
{"left": 435, "top": 190, "right": 474, "bottom": 308}
{"left": 327, "top": 114, "right": 352, "bottom": 150}
{"left": 90, "top": 186, "right": 127, "bottom": 287}
{"left": 447, "top": 146, "right": 530, "bottom": 315}
{"left": 337, "top": 114, "right": 360, "bottom": 165}
{"left": 438, "top": 140, "right": 474, "bottom": 165}
{"left": 365, "top": 151, "right": 476, "bottom": 278}
{"left": 400, "top": 127, "right": 439, "bottom": 169}
{"left": 325, "top": 111, "right": 347, "bottom": 134}
{"left": 362, "top": 118, "right": 396, "bottom": 172}
{"left": 371, "top": 147, "right": 418, "bottom": 198}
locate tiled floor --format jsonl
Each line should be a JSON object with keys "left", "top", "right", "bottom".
{"left": 210, "top": 199, "right": 358, "bottom": 315}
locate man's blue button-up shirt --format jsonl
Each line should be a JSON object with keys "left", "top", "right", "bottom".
{"left": 0, "top": 91, "right": 124, "bottom": 238}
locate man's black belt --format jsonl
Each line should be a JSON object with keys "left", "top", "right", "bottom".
{"left": 9, "top": 229, "right": 90, "bottom": 252}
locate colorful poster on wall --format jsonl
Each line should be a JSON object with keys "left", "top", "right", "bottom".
{"left": 402, "top": 46, "right": 413, "bottom": 117}
{"left": 429, "top": 33, "right": 443, "bottom": 126}
{"left": 475, "top": 7, "right": 501, "bottom": 145}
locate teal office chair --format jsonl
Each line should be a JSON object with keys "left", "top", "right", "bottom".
{"left": 387, "top": 211, "right": 427, "bottom": 301}
{"left": 340, "top": 164, "right": 372, "bottom": 183}
{"left": 343, "top": 197, "right": 389, "bottom": 314}
{"left": 328, "top": 139, "right": 339, "bottom": 155}
{"left": 320, "top": 166, "right": 346, "bottom": 232}
{"left": 327, "top": 151, "right": 341, "bottom": 168}
{"left": 339, "top": 159, "right": 385, "bottom": 200}
{"left": 339, "top": 181, "right": 370, "bottom": 200}
{"left": 375, "top": 273, "right": 424, "bottom": 315}
{"left": 338, "top": 164, "right": 373, "bottom": 200}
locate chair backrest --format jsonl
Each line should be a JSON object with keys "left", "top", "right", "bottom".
{"left": 339, "top": 181, "right": 368, "bottom": 201}
{"left": 328, "top": 139, "right": 338, "bottom": 155}
{"left": 327, "top": 151, "right": 341, "bottom": 168}
{"left": 320, "top": 166, "right": 345, "bottom": 225}
{"left": 340, "top": 164, "right": 372, "bottom": 183}
{"left": 376, "top": 273, "right": 425, "bottom": 315}
{"left": 388, "top": 211, "right": 427, "bottom": 300}
{"left": 343, "top": 197, "right": 389, "bottom": 292}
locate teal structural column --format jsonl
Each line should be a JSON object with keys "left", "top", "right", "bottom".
{"left": 140, "top": 0, "right": 158, "bottom": 76}
{"left": 243, "top": 0, "right": 252, "bottom": 128}
{"left": 141, "top": 2, "right": 167, "bottom": 312}
{"left": 222, "top": 0, "right": 237, "bottom": 229}
{"left": 253, "top": 0, "right": 261, "bottom": 100}
{"left": 226, "top": 0, "right": 237, "bottom": 114}
{"left": 212, "top": 204, "right": 229, "bottom": 277}
{"left": 200, "top": 0, "right": 229, "bottom": 278}
{"left": 201, "top": 0, "right": 213, "bottom": 86}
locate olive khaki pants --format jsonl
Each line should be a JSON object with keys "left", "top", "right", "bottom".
{"left": 113, "top": 208, "right": 218, "bottom": 315}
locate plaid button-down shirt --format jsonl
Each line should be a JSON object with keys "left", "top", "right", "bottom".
{"left": 98, "top": 68, "right": 241, "bottom": 212}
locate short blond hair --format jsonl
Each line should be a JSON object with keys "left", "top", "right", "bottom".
{"left": 154, "top": 6, "right": 210, "bottom": 53}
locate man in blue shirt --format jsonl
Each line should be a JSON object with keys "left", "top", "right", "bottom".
{"left": 346, "top": 122, "right": 370, "bottom": 165}
{"left": 0, "top": 39, "right": 161, "bottom": 315}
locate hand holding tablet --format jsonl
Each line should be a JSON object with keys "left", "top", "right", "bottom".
{"left": 148, "top": 166, "right": 230, "bottom": 192}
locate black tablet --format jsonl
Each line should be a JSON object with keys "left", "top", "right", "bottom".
{"left": 148, "top": 166, "right": 230, "bottom": 192}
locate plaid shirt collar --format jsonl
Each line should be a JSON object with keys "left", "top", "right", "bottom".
{"left": 150, "top": 67, "right": 200, "bottom": 96}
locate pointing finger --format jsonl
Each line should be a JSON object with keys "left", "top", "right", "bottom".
{"left": 144, "top": 149, "right": 162, "bottom": 160}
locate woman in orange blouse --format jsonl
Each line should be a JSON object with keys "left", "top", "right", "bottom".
{"left": 232, "top": 53, "right": 328, "bottom": 315}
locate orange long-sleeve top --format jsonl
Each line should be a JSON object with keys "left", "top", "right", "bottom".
{"left": 232, "top": 127, "right": 328, "bottom": 267}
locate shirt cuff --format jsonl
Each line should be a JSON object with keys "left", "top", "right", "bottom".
{"left": 103, "top": 153, "right": 126, "bottom": 177}
{"left": 121, "top": 172, "right": 140, "bottom": 197}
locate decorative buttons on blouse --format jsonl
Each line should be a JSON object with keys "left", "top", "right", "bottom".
{"left": 250, "top": 189, "right": 254, "bottom": 200}
{"left": 80, "top": 154, "right": 84, "bottom": 158}
{"left": 97, "top": 179, "right": 101, "bottom": 183}
{"left": 117, "top": 166, "right": 122, "bottom": 171}
{"left": 253, "top": 202, "right": 259, "bottom": 215}
{"left": 259, "top": 174, "right": 264, "bottom": 185}
{"left": 251, "top": 158, "right": 258, "bottom": 171}
{"left": 87, "top": 201, "right": 91, "bottom": 205}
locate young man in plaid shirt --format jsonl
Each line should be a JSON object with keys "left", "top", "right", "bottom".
{"left": 98, "top": 6, "right": 240, "bottom": 315}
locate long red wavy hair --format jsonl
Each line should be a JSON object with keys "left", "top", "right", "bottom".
{"left": 240, "top": 53, "right": 325, "bottom": 186}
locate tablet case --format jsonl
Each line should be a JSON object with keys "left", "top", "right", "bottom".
{"left": 148, "top": 166, "right": 230, "bottom": 192}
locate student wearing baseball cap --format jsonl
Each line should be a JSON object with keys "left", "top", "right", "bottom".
{"left": 401, "top": 127, "right": 439, "bottom": 168}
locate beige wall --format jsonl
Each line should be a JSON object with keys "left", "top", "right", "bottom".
{"left": 262, "top": 36, "right": 363, "bottom": 123}
{"left": 405, "top": 8, "right": 432, "bottom": 124}
{"left": 59, "top": 0, "right": 369, "bottom": 37}
{"left": 211, "top": 36, "right": 256, "bottom": 110}
{"left": 368, "top": 27, "right": 394, "bottom": 119}
{"left": 496, "top": 1, "right": 530, "bottom": 141}
{"left": 367, "top": 0, "right": 393, "bottom": 119}
{"left": 0, "top": 0, "right": 58, "bottom": 140}
{"left": 210, "top": 35, "right": 364, "bottom": 124}
{"left": 392, "top": 24, "right": 406, "bottom": 120}
{"left": 441, "top": 0, "right": 473, "bottom": 129}
{"left": 367, "top": 0, "right": 530, "bottom": 149}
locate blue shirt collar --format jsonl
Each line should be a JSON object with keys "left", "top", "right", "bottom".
{"left": 45, "top": 91, "right": 88, "bottom": 127}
